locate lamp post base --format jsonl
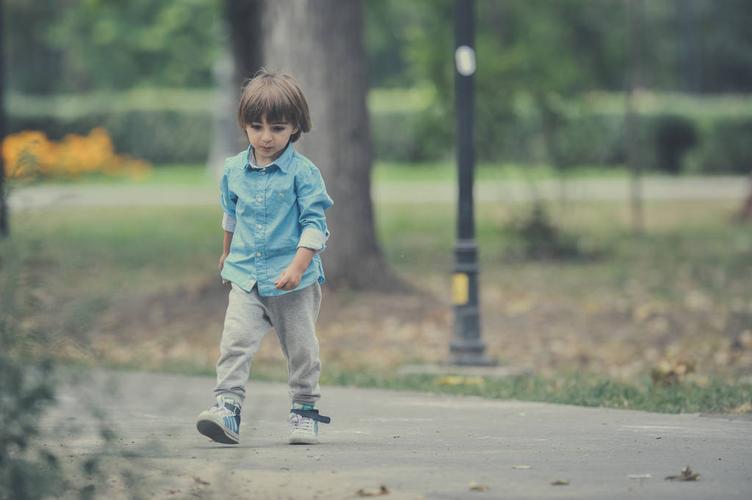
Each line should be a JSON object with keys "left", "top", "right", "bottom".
{"left": 449, "top": 339, "right": 496, "bottom": 366}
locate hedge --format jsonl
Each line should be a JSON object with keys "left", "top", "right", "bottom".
{"left": 7, "top": 90, "right": 752, "bottom": 174}
{"left": 373, "top": 94, "right": 752, "bottom": 174}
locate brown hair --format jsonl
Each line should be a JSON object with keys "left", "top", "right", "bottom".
{"left": 237, "top": 70, "right": 311, "bottom": 143}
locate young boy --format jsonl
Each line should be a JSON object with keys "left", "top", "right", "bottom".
{"left": 196, "top": 70, "right": 333, "bottom": 445}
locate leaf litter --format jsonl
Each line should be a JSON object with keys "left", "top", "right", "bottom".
{"left": 356, "top": 485, "right": 390, "bottom": 497}
{"left": 468, "top": 482, "right": 490, "bottom": 492}
{"left": 665, "top": 466, "right": 700, "bottom": 481}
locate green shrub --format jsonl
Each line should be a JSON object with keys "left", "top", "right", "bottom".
{"left": 8, "top": 90, "right": 752, "bottom": 173}
{"left": 652, "top": 114, "right": 698, "bottom": 174}
{"left": 555, "top": 111, "right": 627, "bottom": 166}
{"left": 504, "top": 203, "right": 592, "bottom": 261}
{"left": 689, "top": 117, "right": 752, "bottom": 174}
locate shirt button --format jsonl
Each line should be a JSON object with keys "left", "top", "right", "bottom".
{"left": 255, "top": 252, "right": 261, "bottom": 257}
{"left": 260, "top": 170, "right": 266, "bottom": 175}
{"left": 256, "top": 224, "right": 262, "bottom": 229}
{"left": 256, "top": 196, "right": 262, "bottom": 202}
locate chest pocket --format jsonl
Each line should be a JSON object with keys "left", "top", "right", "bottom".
{"left": 273, "top": 188, "right": 297, "bottom": 211}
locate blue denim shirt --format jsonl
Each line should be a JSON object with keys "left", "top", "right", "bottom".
{"left": 220, "top": 143, "right": 333, "bottom": 296}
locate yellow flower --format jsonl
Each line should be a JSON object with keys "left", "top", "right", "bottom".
{"left": 1, "top": 128, "right": 151, "bottom": 179}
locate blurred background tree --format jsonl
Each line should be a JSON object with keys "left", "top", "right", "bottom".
{"left": 262, "top": 0, "right": 401, "bottom": 290}
{"left": 7, "top": 0, "right": 752, "bottom": 168}
{"left": 4, "top": 0, "right": 752, "bottom": 210}
{"left": 8, "top": 0, "right": 752, "bottom": 94}
{"left": 7, "top": 0, "right": 219, "bottom": 92}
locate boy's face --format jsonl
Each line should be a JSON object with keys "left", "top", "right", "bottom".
{"left": 244, "top": 116, "right": 298, "bottom": 166}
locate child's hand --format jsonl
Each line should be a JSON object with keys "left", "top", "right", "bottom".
{"left": 274, "top": 265, "right": 303, "bottom": 290}
{"left": 219, "top": 253, "right": 229, "bottom": 271}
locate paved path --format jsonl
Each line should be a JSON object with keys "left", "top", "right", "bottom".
{"left": 44, "top": 370, "right": 752, "bottom": 499}
{"left": 9, "top": 176, "right": 748, "bottom": 211}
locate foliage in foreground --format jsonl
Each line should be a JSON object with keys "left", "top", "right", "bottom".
{"left": 0, "top": 242, "right": 124, "bottom": 500}
{"left": 0, "top": 243, "right": 61, "bottom": 499}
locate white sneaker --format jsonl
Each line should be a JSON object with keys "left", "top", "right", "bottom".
{"left": 288, "top": 404, "right": 331, "bottom": 445}
{"left": 196, "top": 395, "right": 241, "bottom": 444}
{"left": 289, "top": 411, "right": 317, "bottom": 444}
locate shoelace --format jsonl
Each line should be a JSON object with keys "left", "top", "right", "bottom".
{"left": 289, "top": 413, "right": 315, "bottom": 432}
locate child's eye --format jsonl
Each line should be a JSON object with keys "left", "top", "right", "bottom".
{"left": 250, "top": 124, "right": 262, "bottom": 130}
{"left": 272, "top": 126, "right": 286, "bottom": 132}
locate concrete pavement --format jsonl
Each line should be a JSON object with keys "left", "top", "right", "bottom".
{"left": 43, "top": 370, "right": 752, "bottom": 499}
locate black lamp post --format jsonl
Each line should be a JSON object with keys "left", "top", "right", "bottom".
{"left": 449, "top": 0, "right": 492, "bottom": 366}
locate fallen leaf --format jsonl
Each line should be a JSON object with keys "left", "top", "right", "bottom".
{"left": 550, "top": 480, "right": 570, "bottom": 486}
{"left": 628, "top": 474, "right": 652, "bottom": 480}
{"left": 512, "top": 465, "right": 531, "bottom": 470}
{"left": 356, "top": 485, "right": 389, "bottom": 497}
{"left": 651, "top": 359, "right": 695, "bottom": 386}
{"left": 193, "top": 476, "right": 210, "bottom": 486}
{"left": 665, "top": 466, "right": 700, "bottom": 481}
{"left": 730, "top": 401, "right": 752, "bottom": 414}
{"left": 468, "top": 482, "right": 489, "bottom": 492}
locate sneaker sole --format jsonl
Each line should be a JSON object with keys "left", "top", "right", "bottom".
{"left": 196, "top": 418, "right": 239, "bottom": 445}
{"left": 289, "top": 432, "right": 318, "bottom": 445}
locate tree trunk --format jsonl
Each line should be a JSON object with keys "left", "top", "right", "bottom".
{"left": 0, "top": 0, "right": 8, "bottom": 238}
{"left": 262, "top": 0, "right": 403, "bottom": 291}
{"left": 207, "top": 0, "right": 264, "bottom": 178}
{"left": 739, "top": 171, "right": 752, "bottom": 221}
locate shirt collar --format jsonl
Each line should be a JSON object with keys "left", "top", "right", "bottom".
{"left": 244, "top": 142, "right": 295, "bottom": 173}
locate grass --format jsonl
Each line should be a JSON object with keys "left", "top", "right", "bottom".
{"left": 3, "top": 191, "right": 752, "bottom": 414}
{"left": 29, "top": 164, "right": 215, "bottom": 187}
{"left": 319, "top": 371, "right": 752, "bottom": 415}
{"left": 11, "top": 87, "right": 752, "bottom": 119}
{"left": 584, "top": 90, "right": 752, "bottom": 119}
{"left": 32, "top": 161, "right": 634, "bottom": 188}
{"left": 9, "top": 86, "right": 434, "bottom": 118}
{"left": 373, "top": 162, "right": 630, "bottom": 182}
{"left": 88, "top": 359, "right": 752, "bottom": 415}
{"left": 8, "top": 88, "right": 215, "bottom": 118}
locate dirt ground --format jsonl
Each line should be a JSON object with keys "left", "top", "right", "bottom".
{"left": 84, "top": 272, "right": 752, "bottom": 384}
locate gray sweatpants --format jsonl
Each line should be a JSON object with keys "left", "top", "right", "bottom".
{"left": 214, "top": 282, "right": 322, "bottom": 406}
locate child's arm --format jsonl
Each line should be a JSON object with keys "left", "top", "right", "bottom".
{"left": 275, "top": 247, "right": 315, "bottom": 290}
{"left": 219, "top": 230, "right": 233, "bottom": 271}
{"left": 275, "top": 165, "right": 332, "bottom": 290}
{"left": 219, "top": 165, "right": 237, "bottom": 272}
{"left": 295, "top": 166, "right": 333, "bottom": 253}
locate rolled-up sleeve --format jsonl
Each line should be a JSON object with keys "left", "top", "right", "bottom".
{"left": 296, "top": 166, "right": 333, "bottom": 253}
{"left": 222, "top": 213, "right": 237, "bottom": 232}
